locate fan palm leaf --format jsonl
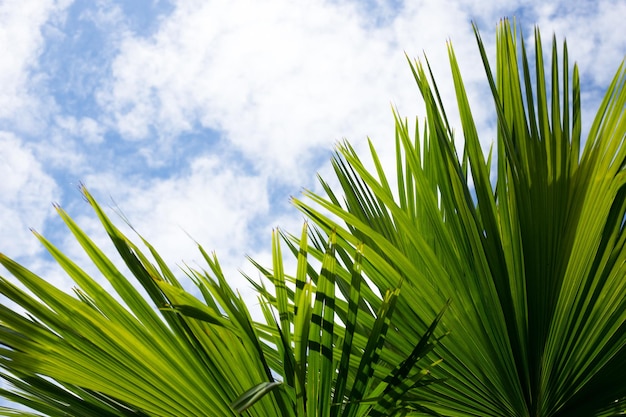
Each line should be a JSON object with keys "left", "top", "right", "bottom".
{"left": 0, "top": 188, "right": 444, "bottom": 416}
{"left": 292, "top": 20, "right": 626, "bottom": 416}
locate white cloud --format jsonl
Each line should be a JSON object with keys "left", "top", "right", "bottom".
{"left": 0, "top": 0, "right": 72, "bottom": 133}
{"left": 0, "top": 132, "right": 60, "bottom": 258}
{"left": 79, "top": 153, "right": 269, "bottom": 281}
{"left": 533, "top": 0, "right": 626, "bottom": 87}
{"left": 55, "top": 115, "right": 105, "bottom": 144}
{"left": 98, "top": 0, "right": 426, "bottom": 182}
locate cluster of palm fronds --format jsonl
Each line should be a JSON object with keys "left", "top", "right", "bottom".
{"left": 0, "top": 189, "right": 445, "bottom": 417}
{"left": 1, "top": 19, "right": 625, "bottom": 417}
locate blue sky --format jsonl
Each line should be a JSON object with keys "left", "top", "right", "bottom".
{"left": 0, "top": 0, "right": 625, "bottom": 381}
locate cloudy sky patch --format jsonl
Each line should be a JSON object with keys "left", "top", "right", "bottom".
{"left": 0, "top": 0, "right": 624, "bottom": 327}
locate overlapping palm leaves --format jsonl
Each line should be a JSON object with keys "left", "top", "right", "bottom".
{"left": 1, "top": 18, "right": 625, "bottom": 417}
{"left": 0, "top": 186, "right": 445, "bottom": 416}
{"left": 294, "top": 20, "right": 626, "bottom": 416}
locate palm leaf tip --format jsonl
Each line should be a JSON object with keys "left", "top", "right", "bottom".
{"left": 230, "top": 381, "right": 283, "bottom": 414}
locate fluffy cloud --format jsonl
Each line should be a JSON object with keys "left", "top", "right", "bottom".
{"left": 98, "top": 0, "right": 454, "bottom": 182}
{"left": 77, "top": 152, "right": 269, "bottom": 279}
{"left": 533, "top": 1, "right": 626, "bottom": 92}
{"left": 0, "top": 132, "right": 60, "bottom": 258}
{"left": 55, "top": 115, "right": 105, "bottom": 144}
{"left": 0, "top": 0, "right": 71, "bottom": 132}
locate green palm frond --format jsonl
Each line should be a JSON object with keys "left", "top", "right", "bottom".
{"left": 1, "top": 187, "right": 443, "bottom": 416}
{"left": 293, "top": 19, "right": 626, "bottom": 416}
{"left": 236, "top": 225, "right": 446, "bottom": 417}
{"left": 0, "top": 191, "right": 285, "bottom": 417}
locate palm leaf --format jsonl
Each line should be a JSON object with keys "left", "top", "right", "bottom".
{"left": 1, "top": 187, "right": 444, "bottom": 416}
{"left": 0, "top": 188, "right": 287, "bottom": 416}
{"left": 234, "top": 226, "right": 447, "bottom": 416}
{"left": 293, "top": 19, "right": 626, "bottom": 416}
